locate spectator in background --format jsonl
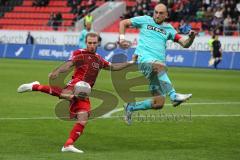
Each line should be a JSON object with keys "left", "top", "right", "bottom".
{"left": 142, "top": 0, "right": 150, "bottom": 15}
{"left": 32, "top": 0, "right": 49, "bottom": 7}
{"left": 223, "top": 14, "right": 232, "bottom": 35}
{"left": 208, "top": 34, "right": 215, "bottom": 65}
{"left": 119, "top": 0, "right": 239, "bottom": 35}
{"left": 229, "top": 0, "right": 236, "bottom": 10}
{"left": 84, "top": 12, "right": 93, "bottom": 26}
{"left": 182, "top": 0, "right": 191, "bottom": 17}
{"left": 171, "top": 0, "right": 184, "bottom": 21}
{"left": 237, "top": 15, "right": 240, "bottom": 29}
{"left": 47, "top": 12, "right": 55, "bottom": 26}
{"left": 52, "top": 12, "right": 62, "bottom": 31}
{"left": 214, "top": 7, "right": 224, "bottom": 20}
{"left": 237, "top": 2, "right": 240, "bottom": 12}
{"left": 26, "top": 32, "right": 34, "bottom": 44}
{"left": 209, "top": 35, "right": 222, "bottom": 69}
{"left": 136, "top": 5, "right": 144, "bottom": 16}
{"left": 232, "top": 5, "right": 240, "bottom": 20}
{"left": 214, "top": 28, "right": 222, "bottom": 35}
{"left": 196, "top": 7, "right": 205, "bottom": 21}
{"left": 211, "top": 0, "right": 221, "bottom": 8}
{"left": 0, "top": 0, "right": 7, "bottom": 6}
{"left": 224, "top": 7, "right": 234, "bottom": 18}
{"left": 202, "top": 0, "right": 211, "bottom": 10}
{"left": 204, "top": 6, "right": 214, "bottom": 20}
{"left": 178, "top": 20, "right": 192, "bottom": 34}
{"left": 79, "top": 22, "right": 94, "bottom": 48}
{"left": 56, "top": 12, "right": 63, "bottom": 26}
{"left": 211, "top": 16, "right": 222, "bottom": 33}
{"left": 122, "top": 8, "right": 132, "bottom": 19}
{"left": 87, "top": 0, "right": 96, "bottom": 11}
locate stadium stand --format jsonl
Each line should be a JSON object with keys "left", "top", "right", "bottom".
{"left": 0, "top": 0, "right": 77, "bottom": 31}
{"left": 0, "top": 0, "right": 107, "bottom": 31}
{"left": 103, "top": 0, "right": 240, "bottom": 36}
{"left": 0, "top": 0, "right": 239, "bottom": 35}
{"left": 0, "top": 0, "right": 23, "bottom": 17}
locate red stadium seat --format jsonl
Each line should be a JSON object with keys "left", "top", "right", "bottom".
{"left": 22, "top": 1, "right": 32, "bottom": 6}
{"left": 126, "top": 1, "right": 136, "bottom": 7}
{"left": 4, "top": 13, "right": 50, "bottom": 19}
{"left": 196, "top": 22, "right": 202, "bottom": 30}
{"left": 172, "top": 22, "right": 180, "bottom": 29}
{"left": 102, "top": 19, "right": 139, "bottom": 33}
{"left": 48, "top": 1, "right": 67, "bottom": 7}
{"left": 1, "top": 0, "right": 75, "bottom": 31}
{"left": 13, "top": 6, "right": 71, "bottom": 13}
{"left": 96, "top": 1, "right": 105, "bottom": 7}
{"left": 62, "top": 14, "right": 75, "bottom": 19}
{"left": 233, "top": 31, "right": 239, "bottom": 36}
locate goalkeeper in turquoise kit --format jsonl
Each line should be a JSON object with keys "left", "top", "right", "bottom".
{"left": 119, "top": 3, "right": 198, "bottom": 125}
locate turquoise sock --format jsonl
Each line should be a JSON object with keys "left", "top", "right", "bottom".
{"left": 128, "top": 99, "right": 152, "bottom": 111}
{"left": 157, "top": 71, "right": 176, "bottom": 101}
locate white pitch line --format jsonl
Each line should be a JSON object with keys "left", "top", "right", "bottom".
{"left": 0, "top": 117, "right": 59, "bottom": 120}
{"left": 188, "top": 114, "right": 240, "bottom": 117}
{"left": 0, "top": 102, "right": 240, "bottom": 120}
{"left": 1, "top": 114, "right": 240, "bottom": 120}
{"left": 100, "top": 115, "right": 240, "bottom": 119}
{"left": 101, "top": 102, "right": 240, "bottom": 118}
{"left": 176, "top": 102, "right": 240, "bottom": 105}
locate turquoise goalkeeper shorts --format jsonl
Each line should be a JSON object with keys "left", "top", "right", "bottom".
{"left": 137, "top": 55, "right": 166, "bottom": 96}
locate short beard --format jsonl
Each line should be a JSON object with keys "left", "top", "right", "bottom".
{"left": 154, "top": 18, "right": 164, "bottom": 24}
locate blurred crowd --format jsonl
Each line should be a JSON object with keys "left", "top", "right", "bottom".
{"left": 0, "top": 0, "right": 7, "bottom": 6}
{"left": 32, "top": 0, "right": 49, "bottom": 7}
{"left": 47, "top": 12, "right": 63, "bottom": 30}
{"left": 122, "top": 0, "right": 240, "bottom": 35}
{"left": 0, "top": 0, "right": 239, "bottom": 35}
{"left": 67, "top": 0, "right": 96, "bottom": 24}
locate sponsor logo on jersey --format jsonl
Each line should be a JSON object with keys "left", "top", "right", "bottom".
{"left": 92, "top": 62, "right": 100, "bottom": 69}
{"left": 147, "top": 25, "right": 166, "bottom": 35}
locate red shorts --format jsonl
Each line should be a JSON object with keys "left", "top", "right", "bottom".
{"left": 64, "top": 79, "right": 91, "bottom": 119}
{"left": 69, "top": 98, "right": 91, "bottom": 119}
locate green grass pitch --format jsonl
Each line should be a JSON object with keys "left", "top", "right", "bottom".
{"left": 0, "top": 58, "right": 240, "bottom": 160}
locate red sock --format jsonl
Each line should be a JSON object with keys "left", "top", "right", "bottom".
{"left": 32, "top": 84, "right": 62, "bottom": 97}
{"left": 64, "top": 123, "right": 85, "bottom": 147}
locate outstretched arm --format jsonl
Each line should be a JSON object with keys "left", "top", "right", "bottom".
{"left": 48, "top": 61, "right": 74, "bottom": 79}
{"left": 105, "top": 54, "right": 138, "bottom": 71}
{"left": 119, "top": 19, "right": 132, "bottom": 38}
{"left": 177, "top": 30, "right": 198, "bottom": 48}
{"left": 119, "top": 19, "right": 133, "bottom": 49}
{"left": 108, "top": 61, "right": 135, "bottom": 71}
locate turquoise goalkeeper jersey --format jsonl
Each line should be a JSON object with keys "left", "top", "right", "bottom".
{"left": 130, "top": 15, "right": 177, "bottom": 63}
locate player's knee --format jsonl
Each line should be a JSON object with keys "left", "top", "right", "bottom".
{"left": 76, "top": 111, "right": 88, "bottom": 126}
{"left": 152, "top": 96, "right": 165, "bottom": 109}
{"left": 78, "top": 120, "right": 88, "bottom": 126}
{"left": 152, "top": 62, "right": 166, "bottom": 73}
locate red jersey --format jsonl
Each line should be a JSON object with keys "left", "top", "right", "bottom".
{"left": 68, "top": 49, "right": 110, "bottom": 87}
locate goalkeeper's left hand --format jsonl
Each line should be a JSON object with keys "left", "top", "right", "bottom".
{"left": 189, "top": 30, "right": 198, "bottom": 38}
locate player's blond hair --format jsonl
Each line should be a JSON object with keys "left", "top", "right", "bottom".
{"left": 85, "top": 32, "right": 99, "bottom": 42}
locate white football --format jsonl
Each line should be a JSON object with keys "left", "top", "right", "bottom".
{"left": 74, "top": 81, "right": 91, "bottom": 96}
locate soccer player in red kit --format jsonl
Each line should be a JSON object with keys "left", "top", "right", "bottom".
{"left": 17, "top": 32, "right": 136, "bottom": 153}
